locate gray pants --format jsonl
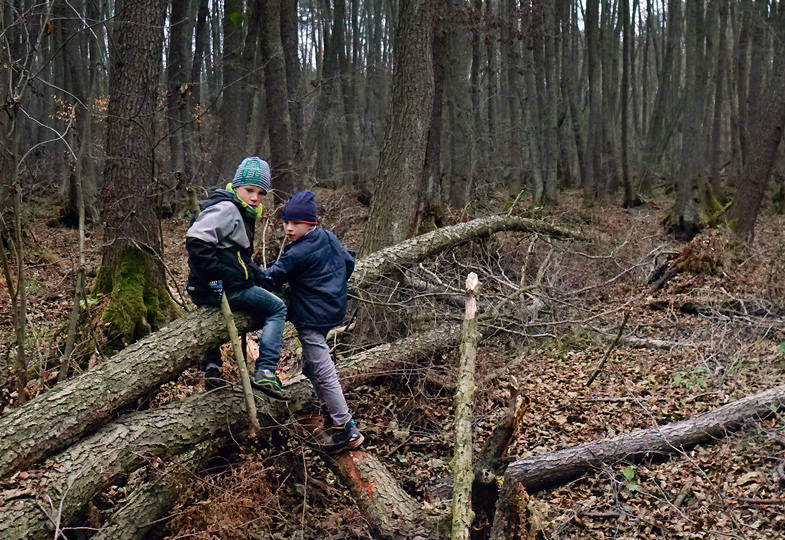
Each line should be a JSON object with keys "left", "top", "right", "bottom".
{"left": 299, "top": 327, "right": 351, "bottom": 425}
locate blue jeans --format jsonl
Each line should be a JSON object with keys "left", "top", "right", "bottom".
{"left": 192, "top": 286, "right": 286, "bottom": 373}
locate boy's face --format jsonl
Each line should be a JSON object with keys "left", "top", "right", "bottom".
{"left": 235, "top": 185, "right": 266, "bottom": 208}
{"left": 283, "top": 220, "right": 314, "bottom": 242}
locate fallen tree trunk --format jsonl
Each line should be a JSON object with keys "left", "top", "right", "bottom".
{"left": 334, "top": 451, "right": 441, "bottom": 539}
{"left": 0, "top": 307, "right": 252, "bottom": 480}
{"left": 92, "top": 439, "right": 224, "bottom": 540}
{"left": 0, "top": 389, "right": 245, "bottom": 539}
{"left": 0, "top": 325, "right": 463, "bottom": 538}
{"left": 503, "top": 384, "right": 785, "bottom": 492}
{"left": 352, "top": 214, "right": 582, "bottom": 290}
{"left": 0, "top": 213, "right": 568, "bottom": 480}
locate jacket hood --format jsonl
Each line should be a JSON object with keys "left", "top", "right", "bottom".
{"left": 199, "top": 189, "right": 237, "bottom": 211}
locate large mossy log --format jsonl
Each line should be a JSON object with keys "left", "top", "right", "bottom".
{"left": 503, "top": 384, "right": 785, "bottom": 492}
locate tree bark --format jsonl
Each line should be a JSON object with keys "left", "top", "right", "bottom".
{"left": 451, "top": 274, "right": 480, "bottom": 539}
{"left": 728, "top": 4, "right": 785, "bottom": 243}
{"left": 359, "top": 0, "right": 435, "bottom": 255}
{"left": 0, "top": 308, "right": 240, "bottom": 479}
{"left": 0, "top": 391, "right": 246, "bottom": 539}
{"left": 94, "top": 0, "right": 176, "bottom": 346}
{"left": 91, "top": 439, "right": 224, "bottom": 540}
{"left": 502, "top": 383, "right": 785, "bottom": 492}
{"left": 260, "top": 0, "right": 297, "bottom": 200}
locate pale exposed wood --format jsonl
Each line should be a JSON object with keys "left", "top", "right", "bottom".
{"left": 451, "top": 273, "right": 480, "bottom": 539}
{"left": 219, "top": 294, "right": 261, "bottom": 435}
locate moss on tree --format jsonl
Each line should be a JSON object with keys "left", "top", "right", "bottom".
{"left": 93, "top": 247, "right": 178, "bottom": 346}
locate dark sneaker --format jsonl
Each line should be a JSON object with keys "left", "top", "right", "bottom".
{"left": 250, "top": 369, "right": 288, "bottom": 400}
{"left": 204, "top": 364, "right": 226, "bottom": 390}
{"left": 322, "top": 419, "right": 364, "bottom": 455}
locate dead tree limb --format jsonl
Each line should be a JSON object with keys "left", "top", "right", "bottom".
{"left": 451, "top": 273, "right": 480, "bottom": 539}
{"left": 352, "top": 214, "right": 582, "bottom": 290}
{"left": 334, "top": 450, "right": 440, "bottom": 538}
{"left": 502, "top": 383, "right": 785, "bottom": 493}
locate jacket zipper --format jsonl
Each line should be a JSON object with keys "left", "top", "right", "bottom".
{"left": 237, "top": 251, "right": 249, "bottom": 280}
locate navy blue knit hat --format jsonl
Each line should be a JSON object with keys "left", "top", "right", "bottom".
{"left": 282, "top": 191, "right": 318, "bottom": 224}
{"left": 232, "top": 157, "right": 271, "bottom": 193}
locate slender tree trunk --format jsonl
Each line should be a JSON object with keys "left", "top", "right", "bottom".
{"left": 281, "top": 0, "right": 304, "bottom": 165}
{"left": 728, "top": 4, "right": 785, "bottom": 244}
{"left": 166, "top": 0, "right": 194, "bottom": 175}
{"left": 359, "top": 0, "right": 434, "bottom": 255}
{"left": 621, "top": 0, "right": 636, "bottom": 206}
{"left": 423, "top": 6, "right": 447, "bottom": 209}
{"left": 217, "top": 0, "right": 252, "bottom": 180}
{"left": 583, "top": 0, "right": 602, "bottom": 202}
{"left": 708, "top": 0, "right": 728, "bottom": 201}
{"left": 669, "top": 0, "right": 706, "bottom": 240}
{"left": 260, "top": 0, "right": 297, "bottom": 200}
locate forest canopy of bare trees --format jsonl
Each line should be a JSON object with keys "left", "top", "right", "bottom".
{"left": 3, "top": 0, "right": 785, "bottom": 537}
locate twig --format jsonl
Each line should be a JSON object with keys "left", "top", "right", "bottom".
{"left": 585, "top": 311, "right": 630, "bottom": 388}
{"left": 673, "top": 478, "right": 694, "bottom": 508}
{"left": 219, "top": 295, "right": 261, "bottom": 436}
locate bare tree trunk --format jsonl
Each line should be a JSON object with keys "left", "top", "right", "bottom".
{"left": 166, "top": 0, "right": 194, "bottom": 175}
{"left": 359, "top": 0, "right": 434, "bottom": 255}
{"left": 281, "top": 0, "right": 304, "bottom": 165}
{"left": 450, "top": 274, "right": 480, "bottom": 539}
{"left": 94, "top": 0, "right": 176, "bottom": 346}
{"left": 583, "top": 0, "right": 602, "bottom": 202}
{"left": 708, "top": 0, "right": 728, "bottom": 201}
{"left": 260, "top": 0, "right": 297, "bottom": 200}
{"left": 728, "top": 4, "right": 785, "bottom": 243}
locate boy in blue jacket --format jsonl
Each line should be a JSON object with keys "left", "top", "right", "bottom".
{"left": 259, "top": 191, "right": 364, "bottom": 454}
{"left": 185, "top": 157, "right": 288, "bottom": 400}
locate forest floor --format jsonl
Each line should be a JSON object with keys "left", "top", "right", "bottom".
{"left": 2, "top": 187, "right": 785, "bottom": 539}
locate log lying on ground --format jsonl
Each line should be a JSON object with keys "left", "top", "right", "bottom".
{"left": 351, "top": 214, "right": 582, "bottom": 290}
{"left": 0, "top": 326, "right": 462, "bottom": 538}
{"left": 0, "top": 389, "right": 246, "bottom": 539}
{"left": 0, "top": 307, "right": 253, "bottom": 480}
{"left": 92, "top": 439, "right": 224, "bottom": 540}
{"left": 503, "top": 384, "right": 785, "bottom": 493}
{"left": 296, "top": 411, "right": 440, "bottom": 538}
{"left": 334, "top": 451, "right": 440, "bottom": 539}
{"left": 0, "top": 213, "right": 567, "bottom": 480}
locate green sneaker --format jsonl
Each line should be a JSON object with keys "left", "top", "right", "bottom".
{"left": 250, "top": 369, "right": 288, "bottom": 400}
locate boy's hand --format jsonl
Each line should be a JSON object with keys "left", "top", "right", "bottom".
{"left": 208, "top": 280, "right": 223, "bottom": 302}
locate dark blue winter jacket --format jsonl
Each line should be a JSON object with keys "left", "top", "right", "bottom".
{"left": 261, "top": 228, "right": 354, "bottom": 330}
